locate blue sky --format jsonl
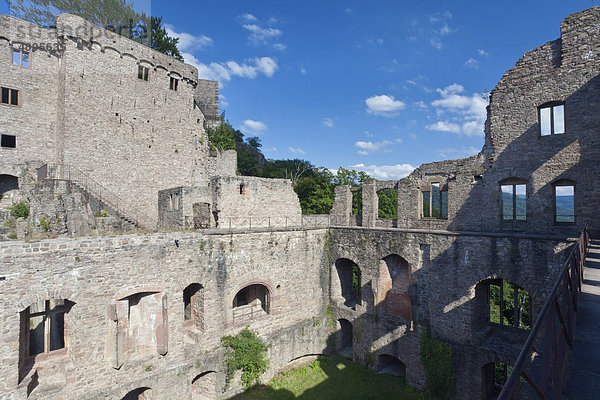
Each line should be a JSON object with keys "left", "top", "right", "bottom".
{"left": 2, "top": 1, "right": 594, "bottom": 179}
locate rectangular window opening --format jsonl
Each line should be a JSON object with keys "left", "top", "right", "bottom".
{"left": 1, "top": 87, "right": 20, "bottom": 106}
{"left": 540, "top": 104, "right": 565, "bottom": 136}
{"left": 1, "top": 134, "right": 16, "bottom": 148}
{"left": 555, "top": 185, "right": 574, "bottom": 223}
{"left": 138, "top": 65, "right": 149, "bottom": 81}
{"left": 12, "top": 49, "right": 29, "bottom": 67}
{"left": 169, "top": 77, "right": 179, "bottom": 91}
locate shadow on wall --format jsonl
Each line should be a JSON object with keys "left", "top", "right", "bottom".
{"left": 453, "top": 74, "right": 600, "bottom": 235}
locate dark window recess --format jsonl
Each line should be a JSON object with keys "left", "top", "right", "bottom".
{"left": 1, "top": 87, "right": 19, "bottom": 106}
{"left": 169, "top": 77, "right": 179, "bottom": 91}
{"left": 1, "top": 135, "right": 16, "bottom": 148}
{"left": 138, "top": 65, "right": 149, "bottom": 81}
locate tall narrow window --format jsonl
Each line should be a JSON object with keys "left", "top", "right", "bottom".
{"left": 488, "top": 280, "right": 531, "bottom": 330}
{"left": 169, "top": 77, "right": 179, "bottom": 91}
{"left": 554, "top": 182, "right": 575, "bottom": 223}
{"left": 539, "top": 103, "right": 565, "bottom": 136}
{"left": 12, "top": 49, "right": 29, "bottom": 67}
{"left": 501, "top": 180, "right": 526, "bottom": 221}
{"left": 138, "top": 65, "right": 149, "bottom": 81}
{"left": 421, "top": 182, "right": 448, "bottom": 219}
{"left": 1, "top": 87, "right": 20, "bottom": 106}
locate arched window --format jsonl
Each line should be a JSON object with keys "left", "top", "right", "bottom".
{"left": 183, "top": 283, "right": 204, "bottom": 332}
{"left": 553, "top": 180, "right": 575, "bottom": 223}
{"left": 500, "top": 178, "right": 527, "bottom": 221}
{"left": 333, "top": 258, "right": 361, "bottom": 308}
{"left": 0, "top": 174, "right": 18, "bottom": 195}
{"left": 232, "top": 284, "right": 270, "bottom": 324}
{"left": 336, "top": 318, "right": 353, "bottom": 358}
{"left": 482, "top": 362, "right": 513, "bottom": 399}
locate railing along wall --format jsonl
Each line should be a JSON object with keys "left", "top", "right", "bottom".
{"left": 497, "top": 224, "right": 590, "bottom": 399}
{"left": 37, "top": 163, "right": 157, "bottom": 230}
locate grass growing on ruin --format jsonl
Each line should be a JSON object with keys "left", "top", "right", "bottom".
{"left": 229, "top": 356, "right": 430, "bottom": 400}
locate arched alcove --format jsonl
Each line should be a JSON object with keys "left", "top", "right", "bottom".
{"left": 191, "top": 371, "right": 217, "bottom": 400}
{"left": 232, "top": 283, "right": 270, "bottom": 324}
{"left": 121, "top": 387, "right": 152, "bottom": 400}
{"left": 336, "top": 318, "right": 353, "bottom": 358}
{"left": 377, "top": 354, "right": 406, "bottom": 377}
{"left": 0, "top": 174, "right": 18, "bottom": 195}
{"left": 378, "top": 254, "right": 411, "bottom": 321}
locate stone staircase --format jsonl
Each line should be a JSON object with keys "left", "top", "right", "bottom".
{"left": 37, "top": 163, "right": 156, "bottom": 230}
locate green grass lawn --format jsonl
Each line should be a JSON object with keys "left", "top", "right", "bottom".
{"left": 228, "top": 356, "right": 430, "bottom": 400}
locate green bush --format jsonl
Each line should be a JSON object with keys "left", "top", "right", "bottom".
{"left": 39, "top": 217, "right": 50, "bottom": 232}
{"left": 420, "top": 327, "right": 455, "bottom": 399}
{"left": 222, "top": 327, "right": 270, "bottom": 390}
{"left": 9, "top": 201, "right": 29, "bottom": 219}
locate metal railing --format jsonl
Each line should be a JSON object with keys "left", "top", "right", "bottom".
{"left": 497, "top": 224, "right": 590, "bottom": 399}
{"left": 220, "top": 215, "right": 331, "bottom": 232}
{"left": 37, "top": 163, "right": 157, "bottom": 230}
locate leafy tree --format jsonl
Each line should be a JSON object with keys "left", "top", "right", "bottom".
{"left": 6, "top": 0, "right": 183, "bottom": 58}
{"left": 246, "top": 136, "right": 262, "bottom": 150}
{"left": 222, "top": 327, "right": 270, "bottom": 390}
{"left": 333, "top": 167, "right": 372, "bottom": 186}
{"left": 206, "top": 122, "right": 239, "bottom": 151}
{"left": 378, "top": 188, "right": 398, "bottom": 219}
{"left": 150, "top": 16, "right": 182, "bottom": 61}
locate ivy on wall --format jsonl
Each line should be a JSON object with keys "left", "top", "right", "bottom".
{"left": 221, "top": 327, "right": 270, "bottom": 390}
{"left": 420, "top": 326, "right": 455, "bottom": 399}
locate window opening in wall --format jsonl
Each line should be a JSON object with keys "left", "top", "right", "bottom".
{"left": 183, "top": 283, "right": 204, "bottom": 331}
{"left": 377, "top": 188, "right": 398, "bottom": 219}
{"left": 138, "top": 65, "right": 149, "bottom": 81}
{"left": 501, "top": 182, "right": 526, "bottom": 220}
{"left": 1, "top": 134, "right": 16, "bottom": 148}
{"left": 422, "top": 182, "right": 447, "bottom": 218}
{"left": 169, "top": 77, "right": 179, "bottom": 91}
{"left": 539, "top": 103, "right": 565, "bottom": 136}
{"left": 22, "top": 299, "right": 73, "bottom": 357}
{"left": 334, "top": 258, "right": 362, "bottom": 308}
{"left": 489, "top": 280, "right": 531, "bottom": 330}
{"left": 239, "top": 183, "right": 246, "bottom": 195}
{"left": 232, "top": 284, "right": 270, "bottom": 324}
{"left": 12, "top": 49, "right": 29, "bottom": 67}
{"left": 352, "top": 190, "right": 362, "bottom": 216}
{"left": 554, "top": 183, "right": 575, "bottom": 223}
{"left": 1, "top": 87, "right": 20, "bottom": 106}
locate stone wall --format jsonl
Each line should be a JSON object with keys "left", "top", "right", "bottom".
{"left": 0, "top": 229, "right": 330, "bottom": 400}
{"left": 211, "top": 176, "right": 302, "bottom": 229}
{"left": 328, "top": 227, "right": 571, "bottom": 400}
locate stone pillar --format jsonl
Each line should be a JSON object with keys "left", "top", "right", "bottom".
{"left": 361, "top": 181, "right": 378, "bottom": 228}
{"left": 330, "top": 185, "right": 352, "bottom": 226}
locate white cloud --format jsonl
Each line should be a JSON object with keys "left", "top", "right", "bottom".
{"left": 439, "top": 24, "right": 451, "bottom": 36}
{"left": 350, "top": 163, "right": 415, "bottom": 180}
{"left": 354, "top": 140, "right": 394, "bottom": 155}
{"left": 426, "top": 83, "right": 488, "bottom": 137}
{"left": 477, "top": 49, "right": 488, "bottom": 56}
{"left": 241, "top": 119, "right": 268, "bottom": 134}
{"left": 263, "top": 147, "right": 277, "bottom": 152}
{"left": 273, "top": 43, "right": 287, "bottom": 51}
{"left": 164, "top": 24, "right": 213, "bottom": 52}
{"left": 365, "top": 95, "right": 405, "bottom": 116}
{"left": 426, "top": 121, "right": 461, "bottom": 134}
{"left": 323, "top": 118, "right": 334, "bottom": 128}
{"left": 255, "top": 57, "right": 279, "bottom": 77}
{"left": 243, "top": 23, "right": 282, "bottom": 44}
{"left": 186, "top": 55, "right": 279, "bottom": 84}
{"left": 464, "top": 58, "right": 479, "bottom": 68}
{"left": 300, "top": 66, "right": 307, "bottom": 75}
{"left": 240, "top": 13, "right": 258, "bottom": 22}
{"left": 414, "top": 101, "right": 428, "bottom": 110}
{"left": 288, "top": 146, "right": 306, "bottom": 155}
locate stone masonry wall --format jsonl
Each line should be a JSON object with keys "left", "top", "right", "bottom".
{"left": 328, "top": 227, "right": 571, "bottom": 400}
{"left": 0, "top": 228, "right": 330, "bottom": 400}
